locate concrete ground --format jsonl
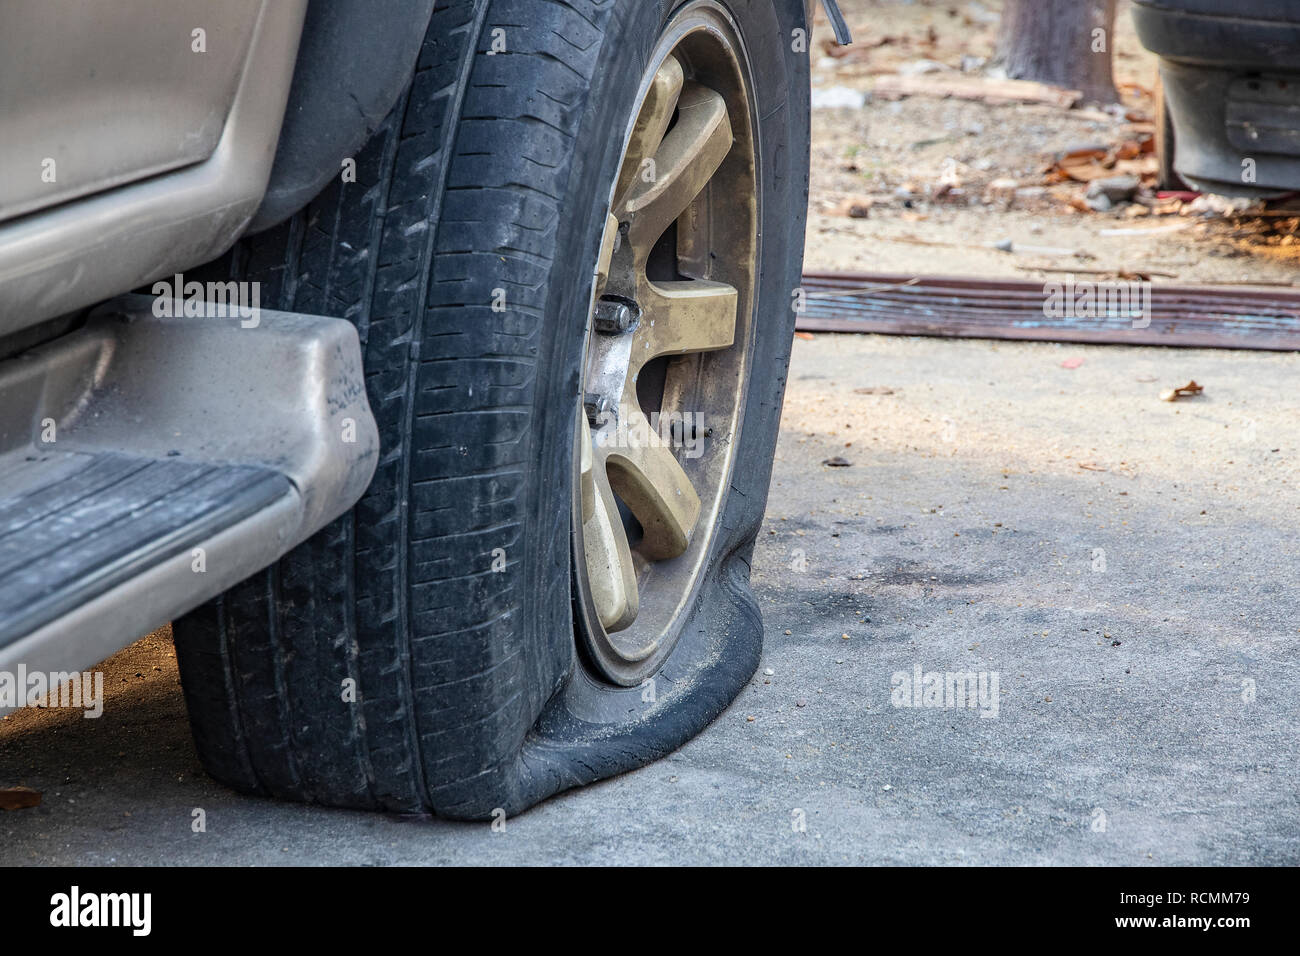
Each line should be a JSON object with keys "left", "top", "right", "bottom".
{"left": 2, "top": 333, "right": 1297, "bottom": 865}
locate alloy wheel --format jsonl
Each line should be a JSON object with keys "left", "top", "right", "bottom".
{"left": 572, "top": 5, "right": 759, "bottom": 685}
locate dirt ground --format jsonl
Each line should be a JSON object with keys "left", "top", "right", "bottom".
{"left": 5, "top": 333, "right": 1296, "bottom": 865}
{"left": 805, "top": 0, "right": 1300, "bottom": 285}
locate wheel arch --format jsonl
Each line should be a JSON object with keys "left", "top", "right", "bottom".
{"left": 247, "top": 0, "right": 436, "bottom": 233}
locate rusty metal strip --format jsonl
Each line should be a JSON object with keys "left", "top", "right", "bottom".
{"left": 797, "top": 272, "right": 1300, "bottom": 351}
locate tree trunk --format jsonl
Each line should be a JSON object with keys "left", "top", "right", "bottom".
{"left": 998, "top": 0, "right": 1118, "bottom": 105}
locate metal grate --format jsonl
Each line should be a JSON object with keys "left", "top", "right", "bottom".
{"left": 797, "top": 272, "right": 1300, "bottom": 350}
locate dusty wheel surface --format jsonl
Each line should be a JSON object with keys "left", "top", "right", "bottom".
{"left": 575, "top": 20, "right": 759, "bottom": 686}
{"left": 172, "top": 0, "right": 811, "bottom": 819}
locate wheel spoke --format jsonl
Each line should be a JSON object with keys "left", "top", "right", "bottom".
{"left": 605, "top": 408, "right": 701, "bottom": 561}
{"left": 631, "top": 279, "right": 737, "bottom": 372}
{"left": 582, "top": 440, "right": 639, "bottom": 632}
{"left": 624, "top": 82, "right": 733, "bottom": 260}
{"left": 614, "top": 56, "right": 684, "bottom": 210}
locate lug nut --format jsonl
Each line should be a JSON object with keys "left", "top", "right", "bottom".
{"left": 593, "top": 296, "right": 637, "bottom": 334}
{"left": 583, "top": 392, "right": 612, "bottom": 424}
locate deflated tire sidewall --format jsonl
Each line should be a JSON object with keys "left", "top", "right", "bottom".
{"left": 433, "top": 0, "right": 808, "bottom": 817}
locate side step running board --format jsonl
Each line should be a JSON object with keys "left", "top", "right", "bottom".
{"left": 0, "top": 295, "right": 377, "bottom": 690}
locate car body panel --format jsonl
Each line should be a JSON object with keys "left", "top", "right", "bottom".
{"left": 0, "top": 0, "right": 306, "bottom": 336}
{"left": 0, "top": 0, "right": 262, "bottom": 223}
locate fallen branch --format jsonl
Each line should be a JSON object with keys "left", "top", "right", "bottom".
{"left": 872, "top": 74, "right": 1082, "bottom": 108}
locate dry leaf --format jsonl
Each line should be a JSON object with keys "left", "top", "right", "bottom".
{"left": 1053, "top": 148, "right": 1112, "bottom": 183}
{"left": 0, "top": 787, "right": 42, "bottom": 811}
{"left": 1159, "top": 380, "right": 1204, "bottom": 402}
{"left": 1113, "top": 140, "right": 1142, "bottom": 161}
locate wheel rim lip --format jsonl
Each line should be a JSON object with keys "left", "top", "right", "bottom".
{"left": 570, "top": 2, "right": 761, "bottom": 686}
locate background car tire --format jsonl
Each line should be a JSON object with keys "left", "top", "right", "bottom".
{"left": 1153, "top": 71, "right": 1186, "bottom": 192}
{"left": 173, "top": 0, "right": 810, "bottom": 819}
